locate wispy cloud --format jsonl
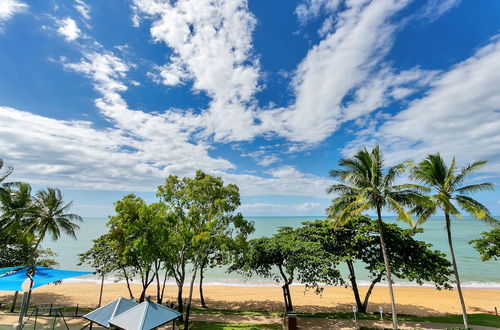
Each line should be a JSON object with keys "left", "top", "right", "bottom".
{"left": 0, "top": 0, "right": 27, "bottom": 29}
{"left": 346, "top": 35, "right": 500, "bottom": 174}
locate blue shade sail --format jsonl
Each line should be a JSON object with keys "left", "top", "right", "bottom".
{"left": 30, "top": 266, "right": 92, "bottom": 289}
{"left": 0, "top": 268, "right": 28, "bottom": 291}
{"left": 109, "top": 300, "right": 181, "bottom": 330}
{"left": 0, "top": 266, "right": 25, "bottom": 276}
{"left": 83, "top": 297, "right": 138, "bottom": 327}
{"left": 0, "top": 266, "right": 92, "bottom": 291}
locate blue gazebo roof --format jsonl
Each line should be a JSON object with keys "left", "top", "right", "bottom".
{"left": 83, "top": 297, "right": 138, "bottom": 327}
{"left": 109, "top": 299, "right": 181, "bottom": 330}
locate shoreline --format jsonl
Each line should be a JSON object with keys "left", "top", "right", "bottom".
{"left": 62, "top": 277, "right": 500, "bottom": 289}
{"left": 1, "top": 282, "right": 499, "bottom": 317}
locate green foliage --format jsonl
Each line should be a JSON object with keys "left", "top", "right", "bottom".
{"left": 0, "top": 169, "right": 63, "bottom": 267}
{"left": 327, "top": 146, "right": 427, "bottom": 225}
{"left": 79, "top": 234, "right": 120, "bottom": 275}
{"left": 301, "top": 217, "right": 452, "bottom": 288}
{"left": 469, "top": 228, "right": 500, "bottom": 261}
{"left": 411, "top": 154, "right": 497, "bottom": 226}
{"left": 297, "top": 216, "right": 452, "bottom": 312}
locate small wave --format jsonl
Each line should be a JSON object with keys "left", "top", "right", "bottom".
{"left": 60, "top": 277, "right": 500, "bottom": 289}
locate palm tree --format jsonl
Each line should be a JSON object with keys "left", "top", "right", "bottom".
{"left": 0, "top": 183, "right": 36, "bottom": 234}
{"left": 25, "top": 188, "right": 83, "bottom": 255}
{"left": 411, "top": 154, "right": 498, "bottom": 329}
{"left": 327, "top": 146, "right": 427, "bottom": 330}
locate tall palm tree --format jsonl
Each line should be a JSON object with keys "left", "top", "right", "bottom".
{"left": 327, "top": 146, "right": 427, "bottom": 330}
{"left": 411, "top": 154, "right": 498, "bottom": 329}
{"left": 25, "top": 188, "right": 83, "bottom": 255}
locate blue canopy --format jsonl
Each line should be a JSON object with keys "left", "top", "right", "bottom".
{"left": 0, "top": 266, "right": 92, "bottom": 291}
{"left": 109, "top": 300, "right": 181, "bottom": 330}
{"left": 83, "top": 297, "right": 138, "bottom": 327}
{"left": 0, "top": 266, "right": 25, "bottom": 277}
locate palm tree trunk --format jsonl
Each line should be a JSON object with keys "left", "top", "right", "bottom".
{"left": 445, "top": 213, "right": 469, "bottom": 329}
{"left": 377, "top": 205, "right": 398, "bottom": 330}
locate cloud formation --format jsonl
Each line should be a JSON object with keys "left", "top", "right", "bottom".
{"left": 347, "top": 35, "right": 500, "bottom": 174}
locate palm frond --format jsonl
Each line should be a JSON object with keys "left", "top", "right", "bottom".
{"left": 456, "top": 183, "right": 494, "bottom": 195}
{"left": 455, "top": 195, "right": 499, "bottom": 226}
{"left": 452, "top": 160, "right": 488, "bottom": 186}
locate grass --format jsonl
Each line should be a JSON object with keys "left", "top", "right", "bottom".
{"left": 190, "top": 307, "right": 281, "bottom": 317}
{"left": 185, "top": 321, "right": 282, "bottom": 329}
{"left": 399, "top": 313, "right": 500, "bottom": 328}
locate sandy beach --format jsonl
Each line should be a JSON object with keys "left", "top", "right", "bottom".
{"left": 1, "top": 282, "right": 498, "bottom": 317}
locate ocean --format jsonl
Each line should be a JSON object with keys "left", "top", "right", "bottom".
{"left": 41, "top": 216, "right": 500, "bottom": 287}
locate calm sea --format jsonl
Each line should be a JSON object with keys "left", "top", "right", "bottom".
{"left": 41, "top": 216, "right": 500, "bottom": 287}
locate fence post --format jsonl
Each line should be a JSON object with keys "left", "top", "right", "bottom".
{"left": 75, "top": 304, "right": 79, "bottom": 317}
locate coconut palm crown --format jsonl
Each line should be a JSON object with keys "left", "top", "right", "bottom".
{"left": 327, "top": 146, "right": 428, "bottom": 224}
{"left": 327, "top": 146, "right": 427, "bottom": 330}
{"left": 25, "top": 188, "right": 83, "bottom": 252}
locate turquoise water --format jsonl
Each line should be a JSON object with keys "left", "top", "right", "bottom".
{"left": 41, "top": 216, "right": 500, "bottom": 287}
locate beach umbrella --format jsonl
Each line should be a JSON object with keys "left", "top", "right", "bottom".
{"left": 83, "top": 297, "right": 138, "bottom": 328}
{"left": 109, "top": 297, "right": 182, "bottom": 330}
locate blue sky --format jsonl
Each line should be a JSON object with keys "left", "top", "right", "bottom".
{"left": 1, "top": 0, "right": 499, "bottom": 217}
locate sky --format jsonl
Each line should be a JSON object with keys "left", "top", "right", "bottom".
{"left": 0, "top": 0, "right": 499, "bottom": 217}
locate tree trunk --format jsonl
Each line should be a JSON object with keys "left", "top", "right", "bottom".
{"left": 176, "top": 279, "right": 184, "bottom": 320}
{"left": 98, "top": 274, "right": 105, "bottom": 307}
{"left": 122, "top": 269, "right": 135, "bottom": 300}
{"left": 10, "top": 291, "right": 18, "bottom": 312}
{"left": 184, "top": 266, "right": 199, "bottom": 329}
{"left": 445, "top": 213, "right": 469, "bottom": 329}
{"left": 377, "top": 205, "right": 398, "bottom": 330}
{"left": 199, "top": 265, "right": 207, "bottom": 308}
{"left": 159, "top": 271, "right": 168, "bottom": 304}
{"left": 346, "top": 260, "right": 364, "bottom": 312}
{"left": 282, "top": 284, "right": 293, "bottom": 312}
{"left": 362, "top": 272, "right": 383, "bottom": 313}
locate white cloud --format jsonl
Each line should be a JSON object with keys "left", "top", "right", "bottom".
{"left": 346, "top": 35, "right": 500, "bottom": 174}
{"left": 134, "top": 0, "right": 261, "bottom": 142}
{"left": 260, "top": 0, "right": 420, "bottom": 143}
{"left": 57, "top": 17, "right": 81, "bottom": 41}
{"left": 74, "top": 0, "right": 90, "bottom": 21}
{"left": 0, "top": 0, "right": 27, "bottom": 27}
{"left": 295, "top": 0, "right": 340, "bottom": 24}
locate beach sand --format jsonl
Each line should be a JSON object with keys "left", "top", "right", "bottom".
{"left": 1, "top": 282, "right": 499, "bottom": 317}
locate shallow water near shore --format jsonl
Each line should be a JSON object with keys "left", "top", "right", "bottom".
{"left": 40, "top": 216, "right": 500, "bottom": 287}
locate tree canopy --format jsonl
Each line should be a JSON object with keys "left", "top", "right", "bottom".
{"left": 469, "top": 228, "right": 500, "bottom": 261}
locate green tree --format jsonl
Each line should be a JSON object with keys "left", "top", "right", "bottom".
{"left": 299, "top": 217, "right": 452, "bottom": 313}
{"left": 157, "top": 170, "right": 251, "bottom": 329}
{"left": 469, "top": 228, "right": 500, "bottom": 261}
{"left": 327, "top": 146, "right": 426, "bottom": 329}
{"left": 230, "top": 226, "right": 341, "bottom": 312}
{"left": 106, "top": 194, "right": 163, "bottom": 302}
{"left": 411, "top": 154, "right": 498, "bottom": 329}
